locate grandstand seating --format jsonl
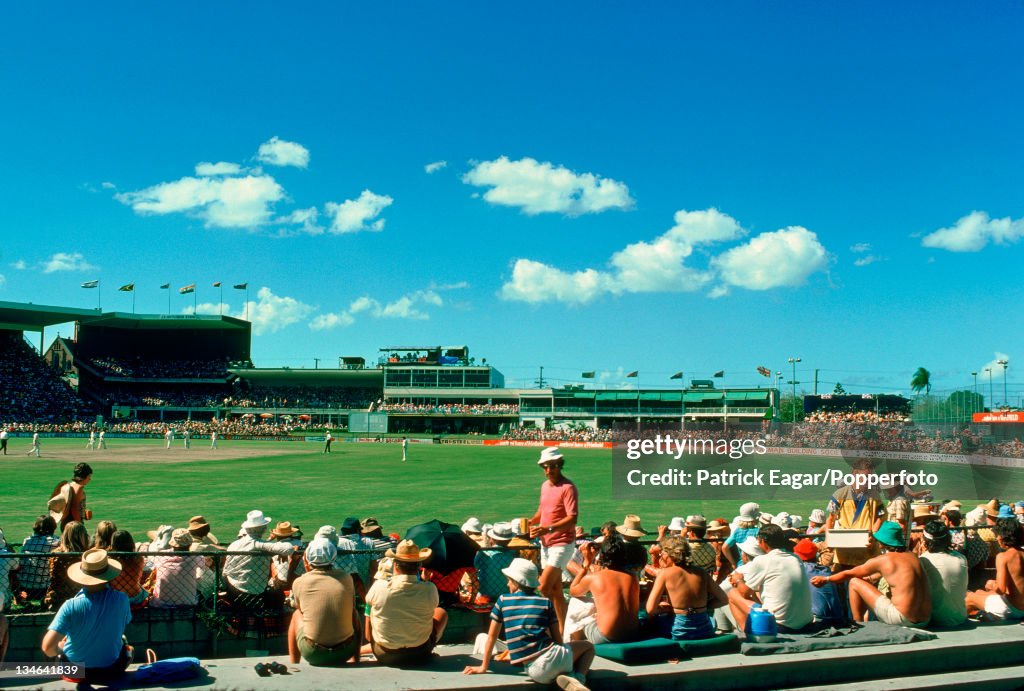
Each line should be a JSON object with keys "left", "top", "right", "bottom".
{"left": 0, "top": 331, "right": 90, "bottom": 422}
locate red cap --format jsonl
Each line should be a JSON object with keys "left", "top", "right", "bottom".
{"left": 793, "top": 538, "right": 818, "bottom": 562}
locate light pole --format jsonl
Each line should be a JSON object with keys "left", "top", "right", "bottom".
{"left": 998, "top": 359, "right": 1009, "bottom": 408}
{"left": 971, "top": 371, "right": 978, "bottom": 414}
{"left": 787, "top": 357, "right": 801, "bottom": 423}
{"left": 985, "top": 368, "right": 992, "bottom": 410}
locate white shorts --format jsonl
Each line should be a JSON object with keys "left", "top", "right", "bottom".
{"left": 873, "top": 595, "right": 929, "bottom": 627}
{"left": 985, "top": 594, "right": 1024, "bottom": 620}
{"left": 525, "top": 643, "right": 573, "bottom": 684}
{"left": 541, "top": 544, "right": 575, "bottom": 571}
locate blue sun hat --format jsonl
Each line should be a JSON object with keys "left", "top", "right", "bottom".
{"left": 997, "top": 505, "right": 1015, "bottom": 520}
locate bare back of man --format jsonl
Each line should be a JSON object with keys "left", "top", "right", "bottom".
{"left": 570, "top": 568, "right": 639, "bottom": 642}
{"left": 966, "top": 546, "right": 1024, "bottom": 617}
{"left": 847, "top": 552, "right": 931, "bottom": 625}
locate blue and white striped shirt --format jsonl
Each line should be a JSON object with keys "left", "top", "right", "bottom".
{"left": 490, "top": 593, "right": 554, "bottom": 664}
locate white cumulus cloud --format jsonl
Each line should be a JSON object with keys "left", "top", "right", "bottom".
{"left": 425, "top": 160, "right": 447, "bottom": 174}
{"left": 711, "top": 226, "right": 829, "bottom": 291}
{"left": 116, "top": 174, "right": 285, "bottom": 229}
{"left": 500, "top": 210, "right": 831, "bottom": 305}
{"left": 11, "top": 260, "right": 27, "bottom": 270}
{"left": 850, "top": 243, "right": 871, "bottom": 253}
{"left": 978, "top": 352, "right": 1011, "bottom": 382}
{"left": 257, "top": 136, "right": 310, "bottom": 169}
{"left": 236, "top": 287, "right": 313, "bottom": 335}
{"left": 463, "top": 156, "right": 634, "bottom": 216}
{"left": 195, "top": 161, "right": 242, "bottom": 176}
{"left": 921, "top": 211, "right": 1024, "bottom": 252}
{"left": 310, "top": 286, "right": 458, "bottom": 330}
{"left": 324, "top": 190, "right": 394, "bottom": 234}
{"left": 182, "top": 302, "right": 231, "bottom": 316}
{"left": 42, "top": 252, "right": 97, "bottom": 274}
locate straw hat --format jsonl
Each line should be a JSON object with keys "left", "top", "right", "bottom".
{"left": 685, "top": 515, "right": 707, "bottom": 529}
{"left": 487, "top": 523, "right": 515, "bottom": 543}
{"left": 502, "top": 558, "right": 540, "bottom": 589}
{"left": 913, "top": 505, "right": 938, "bottom": 521}
{"left": 271, "top": 521, "right": 299, "bottom": 538}
{"left": 706, "top": 519, "right": 730, "bottom": 536}
{"left": 169, "top": 528, "right": 194, "bottom": 550}
{"left": 386, "top": 539, "right": 432, "bottom": 562}
{"left": 360, "top": 517, "right": 383, "bottom": 535}
{"left": 616, "top": 515, "right": 648, "bottom": 537}
{"left": 67, "top": 548, "right": 122, "bottom": 586}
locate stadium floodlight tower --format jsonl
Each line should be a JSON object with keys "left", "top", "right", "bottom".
{"left": 787, "top": 357, "right": 801, "bottom": 422}
{"left": 998, "top": 359, "right": 1009, "bottom": 408}
{"left": 985, "top": 368, "right": 993, "bottom": 410}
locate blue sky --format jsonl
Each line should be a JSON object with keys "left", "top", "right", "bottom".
{"left": 1, "top": 3, "right": 1021, "bottom": 401}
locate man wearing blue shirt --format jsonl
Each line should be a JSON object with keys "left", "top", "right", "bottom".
{"left": 42, "top": 548, "right": 132, "bottom": 684}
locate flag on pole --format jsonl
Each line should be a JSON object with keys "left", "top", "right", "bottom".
{"left": 233, "top": 283, "right": 248, "bottom": 290}
{"left": 179, "top": 284, "right": 196, "bottom": 294}
{"left": 81, "top": 280, "right": 99, "bottom": 288}
{"left": 212, "top": 282, "right": 221, "bottom": 287}
{"left": 119, "top": 283, "right": 134, "bottom": 292}
{"left": 713, "top": 370, "right": 724, "bottom": 377}
{"left": 757, "top": 366, "right": 771, "bottom": 378}
{"left": 160, "top": 283, "right": 170, "bottom": 289}
{"left": 626, "top": 371, "right": 638, "bottom": 378}
{"left": 582, "top": 371, "right": 595, "bottom": 379}
{"left": 670, "top": 371, "right": 683, "bottom": 380}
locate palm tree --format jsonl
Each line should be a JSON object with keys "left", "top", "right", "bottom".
{"left": 910, "top": 367, "right": 931, "bottom": 397}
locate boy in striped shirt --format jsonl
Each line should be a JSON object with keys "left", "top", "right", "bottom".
{"left": 464, "top": 558, "right": 593, "bottom": 690}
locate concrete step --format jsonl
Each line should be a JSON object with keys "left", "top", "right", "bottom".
{"left": 784, "top": 664, "right": 1024, "bottom": 691}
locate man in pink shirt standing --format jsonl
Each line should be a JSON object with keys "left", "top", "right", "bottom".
{"left": 529, "top": 447, "right": 579, "bottom": 637}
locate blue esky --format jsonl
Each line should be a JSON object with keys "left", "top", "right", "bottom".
{"left": 1, "top": 3, "right": 1021, "bottom": 400}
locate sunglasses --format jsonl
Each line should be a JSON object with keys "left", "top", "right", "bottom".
{"left": 541, "top": 463, "right": 564, "bottom": 470}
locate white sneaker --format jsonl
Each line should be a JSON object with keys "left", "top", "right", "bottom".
{"left": 556, "top": 673, "right": 590, "bottom": 691}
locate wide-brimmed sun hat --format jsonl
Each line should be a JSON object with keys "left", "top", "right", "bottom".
{"left": 462, "top": 517, "right": 484, "bottom": 534}
{"left": 67, "top": 548, "right": 122, "bottom": 586}
{"left": 686, "top": 515, "right": 707, "bottom": 529}
{"left": 706, "top": 519, "right": 730, "bottom": 536}
{"left": 271, "top": 521, "right": 299, "bottom": 538}
{"left": 808, "top": 509, "right": 826, "bottom": 524}
{"left": 616, "top": 515, "right": 648, "bottom": 537}
{"left": 667, "top": 517, "right": 686, "bottom": 532}
{"left": 487, "top": 523, "right": 515, "bottom": 543}
{"left": 386, "top": 539, "right": 433, "bottom": 562}
{"left": 241, "top": 510, "right": 271, "bottom": 529}
{"left": 502, "top": 558, "right": 540, "bottom": 589}
{"left": 169, "top": 528, "right": 194, "bottom": 550}
{"left": 738, "top": 502, "right": 760, "bottom": 522}
{"left": 537, "top": 447, "right": 564, "bottom": 466}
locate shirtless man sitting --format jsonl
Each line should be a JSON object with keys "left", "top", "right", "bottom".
{"left": 812, "top": 520, "right": 931, "bottom": 627}
{"left": 966, "top": 519, "right": 1024, "bottom": 620}
{"left": 568, "top": 536, "right": 639, "bottom": 644}
{"left": 646, "top": 536, "right": 728, "bottom": 640}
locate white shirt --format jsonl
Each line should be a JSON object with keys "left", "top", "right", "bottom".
{"left": 920, "top": 551, "right": 968, "bottom": 627}
{"left": 1, "top": 431, "right": 8, "bottom": 440}
{"left": 742, "top": 549, "right": 812, "bottom": 630}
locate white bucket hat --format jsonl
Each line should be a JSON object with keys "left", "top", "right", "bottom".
{"left": 487, "top": 523, "right": 515, "bottom": 543}
{"left": 502, "top": 558, "right": 540, "bottom": 589}
{"left": 772, "top": 512, "right": 792, "bottom": 529}
{"left": 738, "top": 536, "right": 765, "bottom": 558}
{"left": 808, "top": 509, "right": 826, "bottom": 524}
{"left": 242, "top": 510, "right": 271, "bottom": 529}
{"left": 667, "top": 516, "right": 686, "bottom": 532}
{"left": 305, "top": 538, "right": 337, "bottom": 567}
{"left": 738, "top": 502, "right": 761, "bottom": 522}
{"left": 537, "top": 447, "right": 564, "bottom": 466}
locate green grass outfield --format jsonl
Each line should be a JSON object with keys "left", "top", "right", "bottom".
{"left": 1, "top": 437, "right": 1021, "bottom": 544}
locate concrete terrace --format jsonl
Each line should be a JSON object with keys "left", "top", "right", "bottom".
{"left": 7, "top": 621, "right": 1024, "bottom": 691}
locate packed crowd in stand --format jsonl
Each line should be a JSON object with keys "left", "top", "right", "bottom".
{"left": 0, "top": 332, "right": 91, "bottom": 423}
{"left": 85, "top": 356, "right": 233, "bottom": 380}
{"left": 500, "top": 427, "right": 617, "bottom": 442}
{"left": 224, "top": 386, "right": 378, "bottom": 409}
{"left": 101, "top": 387, "right": 231, "bottom": 408}
{"left": 3, "top": 451, "right": 1024, "bottom": 689}
{"left": 379, "top": 402, "right": 519, "bottom": 415}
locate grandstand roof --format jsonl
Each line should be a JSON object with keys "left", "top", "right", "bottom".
{"left": 0, "top": 301, "right": 103, "bottom": 332}
{"left": 81, "top": 312, "right": 250, "bottom": 331}
{"left": 231, "top": 367, "right": 384, "bottom": 386}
